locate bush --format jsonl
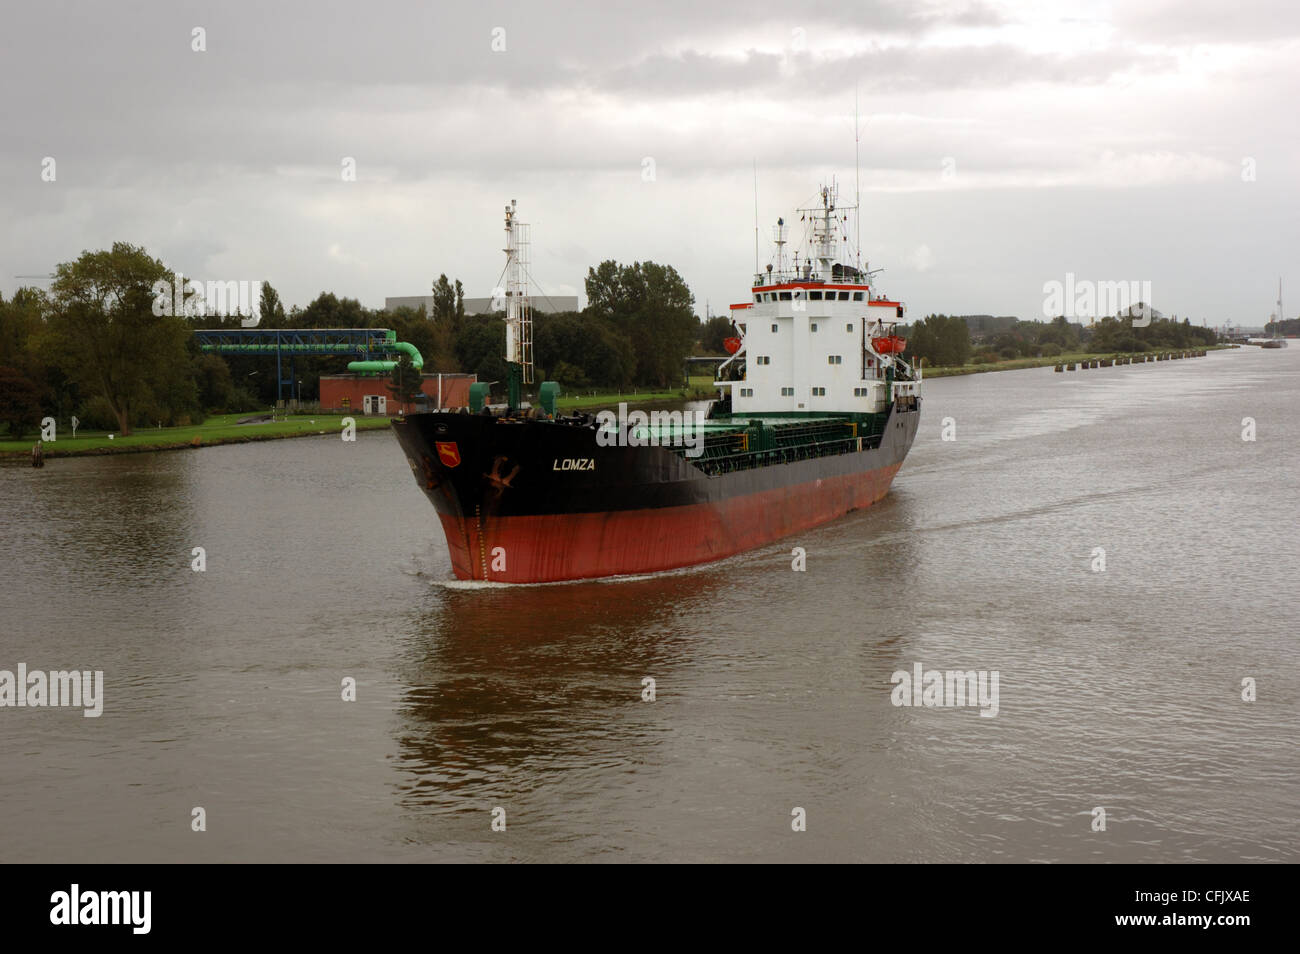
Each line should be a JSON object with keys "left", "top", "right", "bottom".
{"left": 973, "top": 349, "right": 1000, "bottom": 364}
{"left": 79, "top": 396, "right": 121, "bottom": 431}
{"left": 1040, "top": 343, "right": 1062, "bottom": 357}
{"left": 999, "top": 347, "right": 1018, "bottom": 360}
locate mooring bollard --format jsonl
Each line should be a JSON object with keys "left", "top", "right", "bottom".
{"left": 31, "top": 440, "right": 44, "bottom": 468}
{"left": 1055, "top": 364, "right": 1063, "bottom": 372}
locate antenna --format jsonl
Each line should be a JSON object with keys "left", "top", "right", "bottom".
{"left": 753, "top": 160, "right": 760, "bottom": 281}
{"left": 855, "top": 85, "right": 861, "bottom": 271}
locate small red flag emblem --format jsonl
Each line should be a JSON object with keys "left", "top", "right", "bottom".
{"left": 436, "top": 441, "right": 461, "bottom": 468}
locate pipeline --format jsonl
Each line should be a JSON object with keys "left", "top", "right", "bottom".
{"left": 347, "top": 340, "right": 424, "bottom": 374}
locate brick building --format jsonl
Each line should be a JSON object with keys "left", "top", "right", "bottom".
{"left": 319, "top": 372, "right": 477, "bottom": 415}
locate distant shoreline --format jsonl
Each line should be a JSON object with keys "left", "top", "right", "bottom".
{"left": 3, "top": 348, "right": 1237, "bottom": 460}
{"left": 921, "top": 344, "right": 1233, "bottom": 378}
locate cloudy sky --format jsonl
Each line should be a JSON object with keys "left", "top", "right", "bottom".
{"left": 2, "top": 0, "right": 1297, "bottom": 327}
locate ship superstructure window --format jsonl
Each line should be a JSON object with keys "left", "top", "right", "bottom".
{"left": 740, "top": 388, "right": 754, "bottom": 397}
{"left": 853, "top": 292, "right": 864, "bottom": 301}
{"left": 810, "top": 323, "right": 818, "bottom": 332}
{"left": 839, "top": 292, "right": 850, "bottom": 300}
{"left": 854, "top": 387, "right": 869, "bottom": 396}
{"left": 846, "top": 323, "right": 854, "bottom": 333}
{"left": 809, "top": 291, "right": 823, "bottom": 300}
{"left": 828, "top": 355, "right": 842, "bottom": 364}
{"left": 771, "top": 324, "right": 778, "bottom": 333}
{"left": 754, "top": 294, "right": 761, "bottom": 303}
{"left": 811, "top": 387, "right": 826, "bottom": 396}
{"left": 779, "top": 291, "right": 792, "bottom": 301}
{"left": 756, "top": 355, "right": 771, "bottom": 365}
{"left": 781, "top": 387, "right": 794, "bottom": 396}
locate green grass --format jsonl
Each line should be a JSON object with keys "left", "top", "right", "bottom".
{"left": 922, "top": 346, "right": 1226, "bottom": 378}
{"left": 1, "top": 412, "right": 392, "bottom": 458}
{"left": 555, "top": 382, "right": 715, "bottom": 409}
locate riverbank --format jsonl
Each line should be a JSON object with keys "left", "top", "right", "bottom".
{"left": 0, "top": 413, "right": 392, "bottom": 459}
{"left": 555, "top": 378, "right": 715, "bottom": 409}
{"left": 4, "top": 352, "right": 1234, "bottom": 460}
{"left": 921, "top": 344, "right": 1233, "bottom": 378}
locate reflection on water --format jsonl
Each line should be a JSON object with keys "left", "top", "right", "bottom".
{"left": 392, "top": 576, "right": 711, "bottom": 813}
{"left": 1, "top": 348, "right": 1297, "bottom": 862}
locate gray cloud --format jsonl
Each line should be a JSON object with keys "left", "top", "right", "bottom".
{"left": 1, "top": 0, "right": 1294, "bottom": 326}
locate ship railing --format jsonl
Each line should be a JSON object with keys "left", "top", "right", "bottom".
{"left": 686, "top": 433, "right": 883, "bottom": 477}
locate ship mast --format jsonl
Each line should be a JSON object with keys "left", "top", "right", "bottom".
{"left": 1277, "top": 277, "right": 1283, "bottom": 339}
{"left": 503, "top": 199, "right": 534, "bottom": 409}
{"left": 797, "top": 182, "right": 852, "bottom": 281}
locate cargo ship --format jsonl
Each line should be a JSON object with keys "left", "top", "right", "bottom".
{"left": 391, "top": 188, "right": 922, "bottom": 582}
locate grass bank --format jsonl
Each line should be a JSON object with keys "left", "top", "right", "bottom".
{"left": 1, "top": 412, "right": 391, "bottom": 459}
{"left": 922, "top": 345, "right": 1230, "bottom": 378}
{"left": 555, "top": 378, "right": 716, "bottom": 410}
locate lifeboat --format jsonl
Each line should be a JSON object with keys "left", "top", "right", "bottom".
{"left": 871, "top": 335, "right": 906, "bottom": 354}
{"left": 723, "top": 336, "right": 742, "bottom": 354}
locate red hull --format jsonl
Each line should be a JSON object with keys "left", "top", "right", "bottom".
{"left": 439, "top": 462, "right": 902, "bottom": 582}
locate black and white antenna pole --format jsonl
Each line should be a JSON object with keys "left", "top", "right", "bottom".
{"left": 753, "top": 159, "right": 760, "bottom": 280}
{"left": 854, "top": 86, "right": 862, "bottom": 271}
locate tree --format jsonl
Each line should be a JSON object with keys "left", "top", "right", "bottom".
{"left": 0, "top": 365, "right": 43, "bottom": 438}
{"left": 386, "top": 354, "right": 423, "bottom": 408}
{"left": 432, "top": 274, "right": 457, "bottom": 325}
{"left": 699, "top": 315, "right": 734, "bottom": 354}
{"left": 192, "top": 352, "right": 236, "bottom": 411}
{"left": 584, "top": 260, "right": 696, "bottom": 388}
{"left": 258, "top": 282, "right": 287, "bottom": 326}
{"left": 45, "top": 242, "right": 197, "bottom": 435}
{"left": 455, "top": 315, "right": 509, "bottom": 385}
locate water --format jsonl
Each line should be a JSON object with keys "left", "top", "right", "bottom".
{"left": 2, "top": 348, "right": 1296, "bottom": 862}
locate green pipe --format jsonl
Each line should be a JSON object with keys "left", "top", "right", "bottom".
{"left": 198, "top": 336, "right": 424, "bottom": 372}
{"left": 347, "top": 341, "right": 424, "bottom": 374}
{"left": 198, "top": 343, "right": 364, "bottom": 354}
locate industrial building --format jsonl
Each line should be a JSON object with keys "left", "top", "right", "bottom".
{"left": 319, "top": 372, "right": 477, "bottom": 415}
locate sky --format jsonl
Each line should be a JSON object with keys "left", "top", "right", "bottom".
{"left": 2, "top": 0, "right": 1297, "bottom": 328}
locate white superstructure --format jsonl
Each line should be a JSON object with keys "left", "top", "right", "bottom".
{"left": 715, "top": 183, "right": 919, "bottom": 415}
